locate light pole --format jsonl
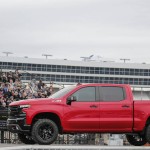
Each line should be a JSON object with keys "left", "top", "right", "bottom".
{"left": 42, "top": 54, "right": 53, "bottom": 59}
{"left": 120, "top": 58, "right": 130, "bottom": 63}
{"left": 2, "top": 52, "right": 13, "bottom": 56}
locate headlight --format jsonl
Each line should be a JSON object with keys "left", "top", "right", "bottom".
{"left": 19, "top": 105, "right": 30, "bottom": 109}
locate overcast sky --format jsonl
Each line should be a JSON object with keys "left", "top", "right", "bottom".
{"left": 0, "top": 0, "right": 150, "bottom": 63}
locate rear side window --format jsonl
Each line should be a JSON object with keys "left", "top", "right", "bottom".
{"left": 100, "top": 87, "right": 125, "bottom": 102}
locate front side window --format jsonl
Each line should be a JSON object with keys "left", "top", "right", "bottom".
{"left": 100, "top": 87, "right": 125, "bottom": 102}
{"left": 71, "top": 87, "right": 96, "bottom": 102}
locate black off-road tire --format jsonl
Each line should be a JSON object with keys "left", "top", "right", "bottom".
{"left": 126, "top": 134, "right": 147, "bottom": 146}
{"left": 18, "top": 133, "right": 35, "bottom": 144}
{"left": 32, "top": 119, "right": 58, "bottom": 145}
{"left": 145, "top": 124, "right": 150, "bottom": 143}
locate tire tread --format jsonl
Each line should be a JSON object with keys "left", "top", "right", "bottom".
{"left": 32, "top": 119, "right": 58, "bottom": 145}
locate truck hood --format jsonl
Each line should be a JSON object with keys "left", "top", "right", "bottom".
{"left": 9, "top": 98, "right": 62, "bottom": 106}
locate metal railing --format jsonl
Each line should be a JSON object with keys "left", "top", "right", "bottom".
{"left": 0, "top": 131, "right": 96, "bottom": 144}
{"left": 0, "top": 131, "right": 129, "bottom": 145}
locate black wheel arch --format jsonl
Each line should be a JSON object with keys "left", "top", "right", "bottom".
{"left": 136, "top": 116, "right": 150, "bottom": 135}
{"left": 146, "top": 117, "right": 150, "bottom": 127}
{"left": 142, "top": 117, "right": 150, "bottom": 135}
{"left": 31, "top": 112, "right": 62, "bottom": 134}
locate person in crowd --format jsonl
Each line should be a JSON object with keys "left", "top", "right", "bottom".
{"left": 0, "top": 88, "right": 3, "bottom": 99}
{"left": 33, "top": 92, "right": 39, "bottom": 98}
{"left": 1, "top": 73, "right": 7, "bottom": 83}
{"left": 13, "top": 91, "right": 20, "bottom": 101}
{"left": 14, "top": 69, "right": 22, "bottom": 81}
{"left": 38, "top": 80, "right": 43, "bottom": 90}
{"left": 20, "top": 90, "right": 27, "bottom": 100}
{"left": 6, "top": 87, "right": 13, "bottom": 99}
{"left": 49, "top": 85, "right": 53, "bottom": 95}
{"left": 46, "top": 87, "right": 51, "bottom": 97}
{"left": 0, "top": 97, "right": 6, "bottom": 107}
{"left": 7, "top": 71, "right": 13, "bottom": 81}
{"left": 3, "top": 83, "right": 8, "bottom": 94}
{"left": 9, "top": 79, "right": 14, "bottom": 89}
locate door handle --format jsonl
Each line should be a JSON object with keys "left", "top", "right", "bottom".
{"left": 90, "top": 105, "right": 98, "bottom": 108}
{"left": 122, "top": 105, "right": 130, "bottom": 108}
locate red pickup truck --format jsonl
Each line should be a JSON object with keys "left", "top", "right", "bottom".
{"left": 7, "top": 84, "right": 150, "bottom": 146}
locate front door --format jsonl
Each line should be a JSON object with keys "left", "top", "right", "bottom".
{"left": 62, "top": 86, "right": 100, "bottom": 132}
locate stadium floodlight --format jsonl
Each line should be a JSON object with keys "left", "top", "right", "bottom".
{"left": 2, "top": 52, "right": 13, "bottom": 56}
{"left": 80, "top": 55, "right": 94, "bottom": 61}
{"left": 42, "top": 54, "right": 53, "bottom": 59}
{"left": 120, "top": 58, "right": 130, "bottom": 63}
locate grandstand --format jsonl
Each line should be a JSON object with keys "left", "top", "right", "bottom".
{"left": 0, "top": 56, "right": 150, "bottom": 100}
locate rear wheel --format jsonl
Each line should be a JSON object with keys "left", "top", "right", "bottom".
{"left": 18, "top": 133, "right": 35, "bottom": 144}
{"left": 145, "top": 124, "right": 150, "bottom": 143}
{"left": 32, "top": 119, "right": 58, "bottom": 145}
{"left": 126, "top": 134, "right": 147, "bottom": 146}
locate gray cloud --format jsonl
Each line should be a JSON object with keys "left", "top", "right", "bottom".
{"left": 0, "top": 0, "right": 150, "bottom": 63}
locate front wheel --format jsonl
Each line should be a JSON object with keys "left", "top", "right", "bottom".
{"left": 18, "top": 133, "right": 35, "bottom": 144}
{"left": 32, "top": 119, "right": 58, "bottom": 145}
{"left": 126, "top": 134, "right": 147, "bottom": 146}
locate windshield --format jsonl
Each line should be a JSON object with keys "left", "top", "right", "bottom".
{"left": 49, "top": 86, "right": 75, "bottom": 99}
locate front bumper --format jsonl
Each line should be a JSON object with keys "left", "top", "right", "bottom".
{"left": 7, "top": 117, "right": 31, "bottom": 133}
{"left": 7, "top": 105, "right": 31, "bottom": 133}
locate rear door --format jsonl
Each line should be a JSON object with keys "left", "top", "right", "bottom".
{"left": 62, "top": 86, "right": 100, "bottom": 132}
{"left": 99, "top": 86, "right": 133, "bottom": 132}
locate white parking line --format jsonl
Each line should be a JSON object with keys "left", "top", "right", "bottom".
{"left": 0, "top": 145, "right": 150, "bottom": 150}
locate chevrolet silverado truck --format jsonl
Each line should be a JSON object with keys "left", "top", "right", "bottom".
{"left": 7, "top": 84, "right": 150, "bottom": 145}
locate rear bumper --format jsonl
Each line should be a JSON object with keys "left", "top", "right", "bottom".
{"left": 7, "top": 118, "right": 31, "bottom": 133}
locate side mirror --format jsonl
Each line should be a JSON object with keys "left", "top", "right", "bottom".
{"left": 67, "top": 96, "right": 77, "bottom": 105}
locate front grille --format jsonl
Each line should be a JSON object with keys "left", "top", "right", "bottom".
{"left": 9, "top": 106, "right": 19, "bottom": 112}
{"left": 8, "top": 106, "right": 25, "bottom": 118}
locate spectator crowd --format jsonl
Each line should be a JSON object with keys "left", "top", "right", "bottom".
{"left": 0, "top": 70, "right": 54, "bottom": 108}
